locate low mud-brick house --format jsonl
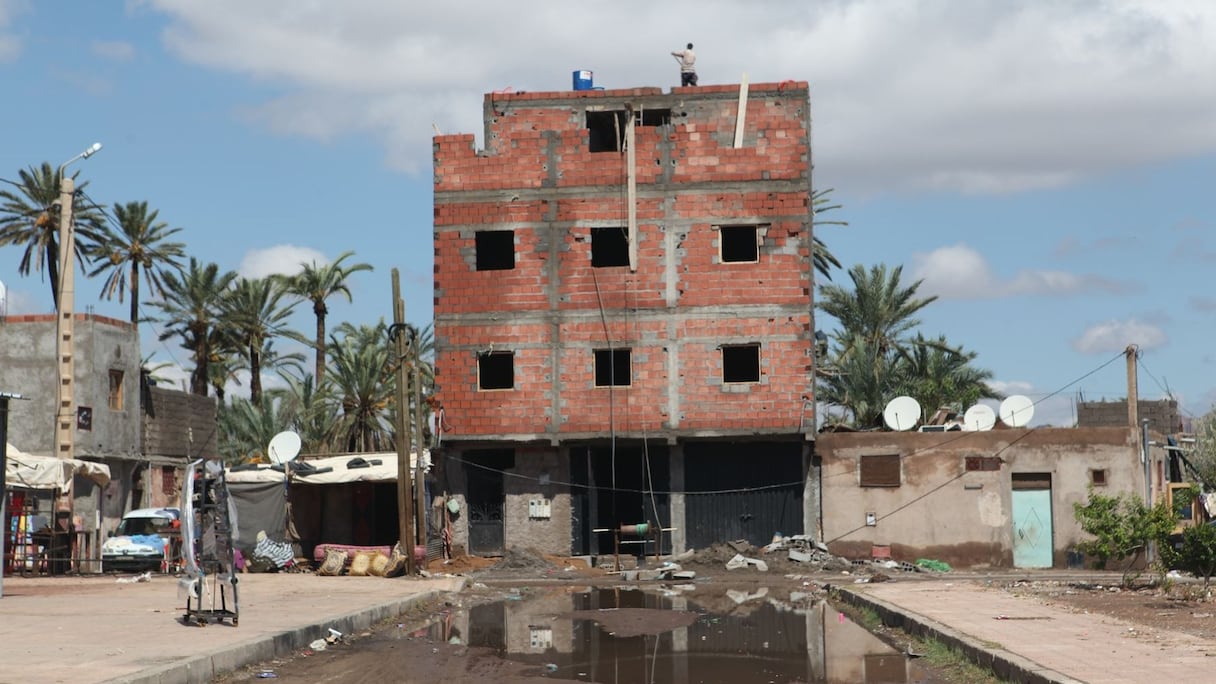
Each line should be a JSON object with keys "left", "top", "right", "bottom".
{"left": 432, "top": 80, "right": 818, "bottom": 558}
{"left": 817, "top": 425, "right": 1168, "bottom": 569}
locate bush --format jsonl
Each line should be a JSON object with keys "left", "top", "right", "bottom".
{"left": 1073, "top": 489, "right": 1176, "bottom": 586}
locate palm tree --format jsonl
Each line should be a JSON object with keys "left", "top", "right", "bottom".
{"left": 218, "top": 390, "right": 294, "bottom": 464}
{"left": 816, "top": 337, "right": 902, "bottom": 428}
{"left": 87, "top": 201, "right": 186, "bottom": 323}
{"left": 223, "top": 277, "right": 298, "bottom": 404}
{"left": 811, "top": 188, "right": 845, "bottom": 281}
{"left": 325, "top": 321, "right": 395, "bottom": 452}
{"left": 280, "top": 251, "right": 373, "bottom": 383}
{"left": 153, "top": 258, "right": 237, "bottom": 396}
{"left": 0, "top": 162, "right": 105, "bottom": 308}
{"left": 280, "top": 374, "right": 337, "bottom": 454}
{"left": 895, "top": 334, "right": 1001, "bottom": 417}
{"left": 236, "top": 338, "right": 308, "bottom": 389}
{"left": 817, "top": 263, "right": 937, "bottom": 364}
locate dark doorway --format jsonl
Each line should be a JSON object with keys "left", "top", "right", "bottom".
{"left": 571, "top": 445, "right": 669, "bottom": 557}
{"left": 685, "top": 442, "right": 803, "bottom": 548}
{"left": 465, "top": 449, "right": 514, "bottom": 555}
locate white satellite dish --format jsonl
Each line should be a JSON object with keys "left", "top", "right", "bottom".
{"left": 267, "top": 430, "right": 302, "bottom": 465}
{"left": 882, "top": 396, "right": 921, "bottom": 431}
{"left": 999, "top": 395, "right": 1035, "bottom": 428}
{"left": 963, "top": 404, "right": 996, "bottom": 432}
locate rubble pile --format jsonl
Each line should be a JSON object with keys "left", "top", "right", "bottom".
{"left": 476, "top": 547, "right": 559, "bottom": 577}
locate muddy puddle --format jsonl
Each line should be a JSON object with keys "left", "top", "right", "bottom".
{"left": 450, "top": 586, "right": 932, "bottom": 683}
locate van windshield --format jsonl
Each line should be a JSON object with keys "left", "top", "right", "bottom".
{"left": 116, "top": 517, "right": 172, "bottom": 536}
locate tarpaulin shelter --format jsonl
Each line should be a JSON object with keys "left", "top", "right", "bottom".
{"left": 223, "top": 452, "right": 428, "bottom": 560}
{"left": 3, "top": 443, "right": 112, "bottom": 577}
{"left": 4, "top": 443, "right": 111, "bottom": 490}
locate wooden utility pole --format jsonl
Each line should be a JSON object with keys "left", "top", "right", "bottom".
{"left": 391, "top": 269, "right": 415, "bottom": 575}
{"left": 412, "top": 362, "right": 426, "bottom": 547}
{"left": 1125, "top": 344, "right": 1139, "bottom": 427}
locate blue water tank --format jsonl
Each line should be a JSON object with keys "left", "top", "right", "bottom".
{"left": 572, "top": 70, "right": 593, "bottom": 91}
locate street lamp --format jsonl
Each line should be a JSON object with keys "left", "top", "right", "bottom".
{"left": 53, "top": 142, "right": 102, "bottom": 467}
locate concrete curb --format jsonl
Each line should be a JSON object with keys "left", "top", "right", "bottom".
{"left": 102, "top": 579, "right": 466, "bottom": 684}
{"left": 831, "top": 584, "right": 1085, "bottom": 684}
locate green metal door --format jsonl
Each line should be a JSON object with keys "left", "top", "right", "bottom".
{"left": 1012, "top": 487, "right": 1053, "bottom": 568}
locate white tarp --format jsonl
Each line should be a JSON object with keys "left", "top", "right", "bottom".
{"left": 4, "top": 443, "right": 112, "bottom": 490}
{"left": 223, "top": 451, "right": 428, "bottom": 485}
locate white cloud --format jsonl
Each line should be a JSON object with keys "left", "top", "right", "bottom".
{"left": 237, "top": 244, "right": 327, "bottom": 279}
{"left": 142, "top": 1, "right": 1216, "bottom": 191}
{"left": 91, "top": 40, "right": 135, "bottom": 62}
{"left": 977, "top": 385, "right": 1075, "bottom": 427}
{"left": 1191, "top": 296, "right": 1216, "bottom": 313}
{"left": 911, "top": 244, "right": 1129, "bottom": 299}
{"left": 1, "top": 284, "right": 43, "bottom": 315}
{"left": 0, "top": 0, "right": 24, "bottom": 63}
{"left": 1072, "top": 319, "right": 1168, "bottom": 354}
{"left": 146, "top": 362, "right": 191, "bottom": 392}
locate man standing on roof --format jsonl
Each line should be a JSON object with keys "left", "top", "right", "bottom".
{"left": 672, "top": 43, "right": 697, "bottom": 86}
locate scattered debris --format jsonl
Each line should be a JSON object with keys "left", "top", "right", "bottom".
{"left": 308, "top": 639, "right": 327, "bottom": 652}
{"left": 725, "top": 553, "right": 769, "bottom": 572}
{"left": 915, "top": 558, "right": 952, "bottom": 573}
{"left": 726, "top": 587, "right": 769, "bottom": 604}
{"left": 116, "top": 571, "right": 153, "bottom": 584}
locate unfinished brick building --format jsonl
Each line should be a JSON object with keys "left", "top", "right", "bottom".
{"left": 432, "top": 81, "right": 818, "bottom": 559}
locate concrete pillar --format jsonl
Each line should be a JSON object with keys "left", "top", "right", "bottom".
{"left": 669, "top": 443, "right": 686, "bottom": 554}
{"left": 803, "top": 442, "right": 821, "bottom": 541}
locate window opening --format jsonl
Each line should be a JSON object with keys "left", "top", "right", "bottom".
{"left": 860, "top": 454, "right": 901, "bottom": 487}
{"left": 478, "top": 351, "right": 514, "bottom": 390}
{"left": 586, "top": 109, "right": 672, "bottom": 153}
{"left": 965, "top": 456, "right": 1001, "bottom": 472}
{"left": 721, "top": 344, "right": 760, "bottom": 383}
{"left": 720, "top": 225, "right": 759, "bottom": 263}
{"left": 594, "top": 349, "right": 632, "bottom": 387}
{"left": 475, "top": 230, "right": 515, "bottom": 271}
{"left": 108, "top": 369, "right": 124, "bottom": 410}
{"left": 591, "top": 227, "right": 629, "bottom": 267}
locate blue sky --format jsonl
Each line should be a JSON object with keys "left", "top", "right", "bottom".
{"left": 1, "top": 1, "right": 1213, "bottom": 427}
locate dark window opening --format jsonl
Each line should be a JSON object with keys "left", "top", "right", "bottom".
{"left": 475, "top": 230, "right": 515, "bottom": 271}
{"left": 720, "top": 225, "right": 759, "bottom": 263}
{"left": 587, "top": 111, "right": 626, "bottom": 153}
{"left": 721, "top": 344, "right": 760, "bottom": 383}
{"left": 591, "top": 227, "right": 629, "bottom": 267}
{"left": 586, "top": 109, "right": 672, "bottom": 153}
{"left": 860, "top": 454, "right": 901, "bottom": 487}
{"left": 594, "top": 348, "right": 631, "bottom": 387}
{"left": 478, "top": 351, "right": 514, "bottom": 390}
{"left": 965, "top": 456, "right": 1001, "bottom": 472}
{"left": 1090, "top": 469, "right": 1108, "bottom": 486}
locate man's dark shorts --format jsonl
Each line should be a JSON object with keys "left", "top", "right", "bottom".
{"left": 681, "top": 72, "right": 698, "bottom": 86}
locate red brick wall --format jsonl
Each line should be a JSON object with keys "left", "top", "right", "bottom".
{"left": 434, "top": 83, "right": 814, "bottom": 440}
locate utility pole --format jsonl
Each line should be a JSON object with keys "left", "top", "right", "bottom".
{"left": 53, "top": 143, "right": 101, "bottom": 523}
{"left": 1125, "top": 344, "right": 1139, "bottom": 428}
{"left": 391, "top": 270, "right": 415, "bottom": 575}
{"left": 413, "top": 359, "right": 426, "bottom": 548}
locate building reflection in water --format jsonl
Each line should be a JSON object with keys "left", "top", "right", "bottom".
{"left": 428, "top": 588, "right": 922, "bottom": 684}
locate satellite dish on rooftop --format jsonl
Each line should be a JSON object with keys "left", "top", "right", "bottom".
{"left": 999, "top": 395, "right": 1035, "bottom": 428}
{"left": 963, "top": 404, "right": 996, "bottom": 432}
{"left": 267, "top": 431, "right": 301, "bottom": 465}
{"left": 882, "top": 396, "right": 921, "bottom": 431}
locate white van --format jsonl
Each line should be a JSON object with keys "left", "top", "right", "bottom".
{"left": 101, "top": 507, "right": 181, "bottom": 573}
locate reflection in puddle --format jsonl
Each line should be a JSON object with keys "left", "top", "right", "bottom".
{"left": 426, "top": 588, "right": 929, "bottom": 683}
